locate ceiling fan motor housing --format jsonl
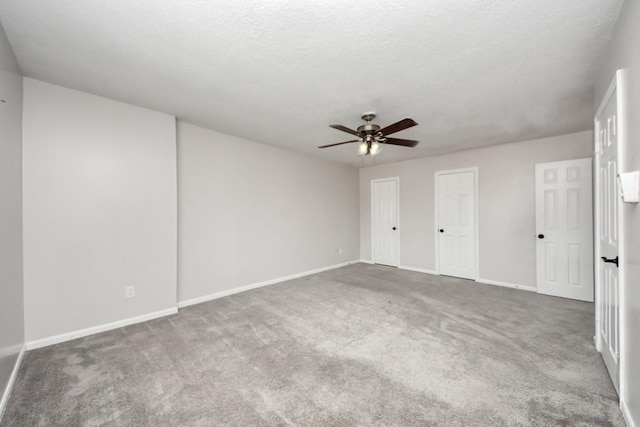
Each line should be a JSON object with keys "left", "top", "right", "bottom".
{"left": 357, "top": 123, "right": 381, "bottom": 135}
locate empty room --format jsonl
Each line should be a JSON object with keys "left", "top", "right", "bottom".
{"left": 1, "top": 1, "right": 639, "bottom": 426}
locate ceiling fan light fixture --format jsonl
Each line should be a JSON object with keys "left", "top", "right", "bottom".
{"left": 370, "top": 141, "right": 381, "bottom": 156}
{"left": 358, "top": 141, "right": 368, "bottom": 156}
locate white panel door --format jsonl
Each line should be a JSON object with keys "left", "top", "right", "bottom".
{"left": 436, "top": 170, "right": 477, "bottom": 279}
{"left": 535, "top": 159, "right": 593, "bottom": 302}
{"left": 595, "top": 85, "right": 620, "bottom": 393}
{"left": 372, "top": 178, "right": 399, "bottom": 267}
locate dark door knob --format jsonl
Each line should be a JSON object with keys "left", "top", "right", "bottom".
{"left": 538, "top": 234, "right": 544, "bottom": 239}
{"left": 601, "top": 256, "right": 619, "bottom": 267}
{"left": 392, "top": 227, "right": 397, "bottom": 230}
{"left": 439, "top": 229, "right": 444, "bottom": 233}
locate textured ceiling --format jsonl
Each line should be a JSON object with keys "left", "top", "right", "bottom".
{"left": 0, "top": 0, "right": 623, "bottom": 167}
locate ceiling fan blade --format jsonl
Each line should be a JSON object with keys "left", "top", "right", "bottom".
{"left": 329, "top": 124, "right": 360, "bottom": 136}
{"left": 383, "top": 137, "right": 419, "bottom": 148}
{"left": 318, "top": 140, "right": 360, "bottom": 149}
{"left": 378, "top": 118, "right": 418, "bottom": 136}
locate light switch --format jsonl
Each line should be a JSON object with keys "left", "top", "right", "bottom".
{"left": 618, "top": 171, "right": 639, "bottom": 203}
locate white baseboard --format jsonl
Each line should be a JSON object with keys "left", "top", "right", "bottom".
{"left": 622, "top": 398, "right": 636, "bottom": 427}
{"left": 0, "top": 345, "right": 25, "bottom": 422}
{"left": 25, "top": 307, "right": 178, "bottom": 351}
{"left": 361, "top": 261, "right": 439, "bottom": 276}
{"left": 476, "top": 278, "right": 536, "bottom": 292}
{"left": 364, "top": 262, "right": 536, "bottom": 294}
{"left": 399, "top": 265, "right": 439, "bottom": 275}
{"left": 178, "top": 260, "right": 359, "bottom": 308}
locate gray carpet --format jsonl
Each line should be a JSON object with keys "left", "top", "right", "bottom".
{"left": 1, "top": 263, "right": 624, "bottom": 426}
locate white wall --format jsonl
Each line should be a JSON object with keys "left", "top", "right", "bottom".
{"left": 359, "top": 131, "right": 592, "bottom": 288}
{"left": 595, "top": 1, "right": 640, "bottom": 424}
{"left": 22, "top": 79, "right": 178, "bottom": 343}
{"left": 0, "top": 22, "right": 24, "bottom": 415}
{"left": 177, "top": 122, "right": 359, "bottom": 304}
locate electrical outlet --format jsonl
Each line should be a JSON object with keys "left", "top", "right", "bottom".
{"left": 125, "top": 286, "right": 136, "bottom": 299}
{"left": 337, "top": 248, "right": 343, "bottom": 255}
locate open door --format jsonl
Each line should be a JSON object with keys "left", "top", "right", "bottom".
{"left": 594, "top": 71, "right": 625, "bottom": 394}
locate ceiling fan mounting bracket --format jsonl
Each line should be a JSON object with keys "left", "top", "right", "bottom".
{"left": 361, "top": 112, "right": 376, "bottom": 122}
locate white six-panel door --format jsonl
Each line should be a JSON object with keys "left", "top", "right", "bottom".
{"left": 436, "top": 169, "right": 477, "bottom": 279}
{"left": 535, "top": 159, "right": 593, "bottom": 302}
{"left": 595, "top": 80, "right": 621, "bottom": 393}
{"left": 372, "top": 178, "right": 399, "bottom": 267}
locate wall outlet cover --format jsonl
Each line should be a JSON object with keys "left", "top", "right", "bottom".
{"left": 125, "top": 286, "right": 136, "bottom": 299}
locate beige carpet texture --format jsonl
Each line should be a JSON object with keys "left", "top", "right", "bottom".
{"left": 1, "top": 264, "right": 624, "bottom": 426}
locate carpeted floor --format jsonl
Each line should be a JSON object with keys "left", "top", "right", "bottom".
{"left": 1, "top": 263, "right": 624, "bottom": 426}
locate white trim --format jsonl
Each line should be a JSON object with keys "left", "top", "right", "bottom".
{"left": 359, "top": 259, "right": 374, "bottom": 264}
{"left": 178, "top": 260, "right": 359, "bottom": 308}
{"left": 396, "top": 266, "right": 537, "bottom": 294}
{"left": 476, "top": 278, "right": 536, "bottom": 293}
{"left": 616, "top": 68, "right": 628, "bottom": 409}
{"left": 25, "top": 307, "right": 178, "bottom": 350}
{"left": 595, "top": 72, "right": 619, "bottom": 118}
{"left": 398, "top": 265, "right": 438, "bottom": 276}
{"left": 621, "top": 398, "right": 636, "bottom": 427}
{"left": 0, "top": 345, "right": 26, "bottom": 422}
{"left": 434, "top": 167, "right": 480, "bottom": 279}
{"left": 370, "top": 177, "right": 400, "bottom": 267}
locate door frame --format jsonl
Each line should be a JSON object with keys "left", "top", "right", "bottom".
{"left": 434, "top": 167, "right": 479, "bottom": 279}
{"left": 371, "top": 177, "right": 400, "bottom": 266}
{"left": 594, "top": 69, "right": 627, "bottom": 398}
